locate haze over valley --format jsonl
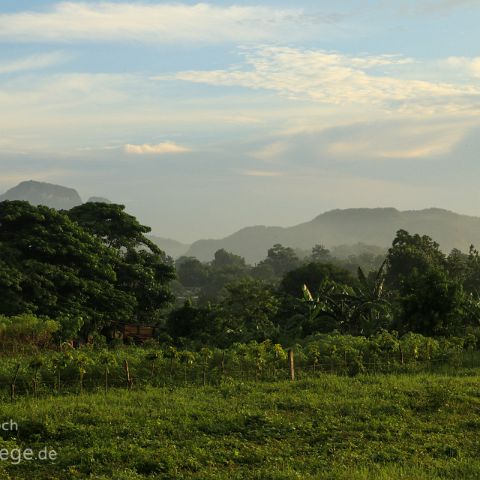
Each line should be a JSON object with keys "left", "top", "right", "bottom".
{"left": 4, "top": 180, "right": 480, "bottom": 263}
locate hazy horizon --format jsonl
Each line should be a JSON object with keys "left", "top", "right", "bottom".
{"left": 1, "top": 1, "right": 480, "bottom": 243}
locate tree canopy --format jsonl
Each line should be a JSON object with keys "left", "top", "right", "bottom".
{"left": 0, "top": 200, "right": 175, "bottom": 338}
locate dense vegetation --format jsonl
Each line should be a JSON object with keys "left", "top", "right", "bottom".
{"left": 1, "top": 199, "right": 480, "bottom": 349}
{"left": 0, "top": 201, "right": 174, "bottom": 341}
{"left": 0, "top": 330, "right": 475, "bottom": 398}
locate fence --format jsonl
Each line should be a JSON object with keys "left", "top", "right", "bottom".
{"left": 0, "top": 348, "right": 479, "bottom": 400}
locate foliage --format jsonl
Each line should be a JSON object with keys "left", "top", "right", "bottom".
{"left": 0, "top": 314, "right": 59, "bottom": 350}
{"left": 254, "top": 244, "right": 301, "bottom": 281}
{"left": 68, "top": 202, "right": 175, "bottom": 323}
{"left": 0, "top": 201, "right": 135, "bottom": 337}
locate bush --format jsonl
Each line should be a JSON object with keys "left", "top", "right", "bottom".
{"left": 0, "top": 314, "right": 60, "bottom": 351}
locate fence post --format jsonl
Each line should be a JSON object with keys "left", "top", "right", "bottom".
{"left": 123, "top": 360, "right": 133, "bottom": 390}
{"left": 10, "top": 364, "right": 20, "bottom": 402}
{"left": 104, "top": 366, "right": 108, "bottom": 394}
{"left": 288, "top": 349, "right": 295, "bottom": 382}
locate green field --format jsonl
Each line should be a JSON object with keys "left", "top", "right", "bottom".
{"left": 0, "top": 373, "right": 479, "bottom": 479}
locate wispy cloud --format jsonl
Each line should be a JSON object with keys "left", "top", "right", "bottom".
{"left": 0, "top": 2, "right": 344, "bottom": 44}
{"left": 0, "top": 73, "right": 133, "bottom": 113}
{"left": 124, "top": 142, "right": 191, "bottom": 155}
{"left": 174, "top": 46, "right": 480, "bottom": 114}
{"left": 251, "top": 142, "right": 289, "bottom": 161}
{"left": 324, "top": 123, "right": 466, "bottom": 160}
{"left": 242, "top": 170, "right": 283, "bottom": 177}
{"left": 0, "top": 52, "right": 67, "bottom": 74}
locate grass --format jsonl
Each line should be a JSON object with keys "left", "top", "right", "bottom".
{"left": 0, "top": 373, "right": 479, "bottom": 479}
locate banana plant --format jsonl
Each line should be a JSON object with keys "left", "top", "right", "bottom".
{"left": 348, "top": 260, "right": 393, "bottom": 335}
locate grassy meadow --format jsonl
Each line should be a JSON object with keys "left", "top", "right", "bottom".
{"left": 0, "top": 373, "right": 479, "bottom": 479}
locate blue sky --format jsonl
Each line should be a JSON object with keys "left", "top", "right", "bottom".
{"left": 1, "top": 1, "right": 480, "bottom": 242}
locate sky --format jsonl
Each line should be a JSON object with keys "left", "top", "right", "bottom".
{"left": 1, "top": 1, "right": 480, "bottom": 243}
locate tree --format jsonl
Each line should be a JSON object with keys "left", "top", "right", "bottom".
{"left": 447, "top": 248, "right": 469, "bottom": 282}
{"left": 221, "top": 279, "right": 280, "bottom": 342}
{"left": 68, "top": 202, "right": 175, "bottom": 322}
{"left": 280, "top": 262, "right": 356, "bottom": 298}
{"left": 0, "top": 201, "right": 134, "bottom": 338}
{"left": 386, "top": 229, "right": 446, "bottom": 288}
{"left": 117, "top": 248, "right": 175, "bottom": 323}
{"left": 68, "top": 202, "right": 156, "bottom": 251}
{"left": 386, "top": 230, "right": 470, "bottom": 336}
{"left": 166, "top": 299, "right": 223, "bottom": 344}
{"left": 176, "top": 257, "right": 209, "bottom": 288}
{"left": 211, "top": 249, "right": 247, "bottom": 271}
{"left": 460, "top": 246, "right": 480, "bottom": 294}
{"left": 311, "top": 244, "right": 331, "bottom": 263}
{"left": 254, "top": 244, "right": 301, "bottom": 281}
{"left": 395, "top": 267, "right": 466, "bottom": 336}
{"left": 197, "top": 249, "right": 251, "bottom": 302}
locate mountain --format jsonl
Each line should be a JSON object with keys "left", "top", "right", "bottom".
{"left": 5, "top": 181, "right": 480, "bottom": 264}
{"left": 0, "top": 181, "right": 113, "bottom": 210}
{"left": 0, "top": 180, "right": 83, "bottom": 210}
{"left": 148, "top": 235, "right": 191, "bottom": 259}
{"left": 186, "top": 208, "right": 480, "bottom": 263}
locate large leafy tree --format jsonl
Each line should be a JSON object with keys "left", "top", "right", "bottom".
{"left": 220, "top": 279, "right": 280, "bottom": 342}
{"left": 176, "top": 256, "right": 209, "bottom": 288}
{"left": 254, "top": 244, "right": 301, "bottom": 281}
{"left": 386, "top": 229, "right": 446, "bottom": 288}
{"left": 395, "top": 268, "right": 466, "bottom": 335}
{"left": 198, "top": 249, "right": 251, "bottom": 302}
{"left": 68, "top": 202, "right": 154, "bottom": 250}
{"left": 211, "top": 249, "right": 247, "bottom": 271}
{"left": 387, "top": 230, "right": 474, "bottom": 335}
{"left": 0, "top": 201, "right": 134, "bottom": 337}
{"left": 67, "top": 202, "right": 175, "bottom": 322}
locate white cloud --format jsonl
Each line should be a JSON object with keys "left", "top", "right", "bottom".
{"left": 0, "top": 52, "right": 67, "bottom": 74}
{"left": 124, "top": 142, "right": 191, "bottom": 155}
{"left": 0, "top": 2, "right": 341, "bottom": 44}
{"left": 442, "top": 56, "right": 480, "bottom": 78}
{"left": 174, "top": 46, "right": 480, "bottom": 113}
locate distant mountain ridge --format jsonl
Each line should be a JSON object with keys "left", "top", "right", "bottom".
{"left": 148, "top": 235, "right": 191, "bottom": 259}
{"left": 186, "top": 207, "right": 480, "bottom": 263}
{"left": 4, "top": 181, "right": 480, "bottom": 263}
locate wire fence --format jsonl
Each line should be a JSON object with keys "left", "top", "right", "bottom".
{"left": 1, "top": 351, "right": 479, "bottom": 401}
